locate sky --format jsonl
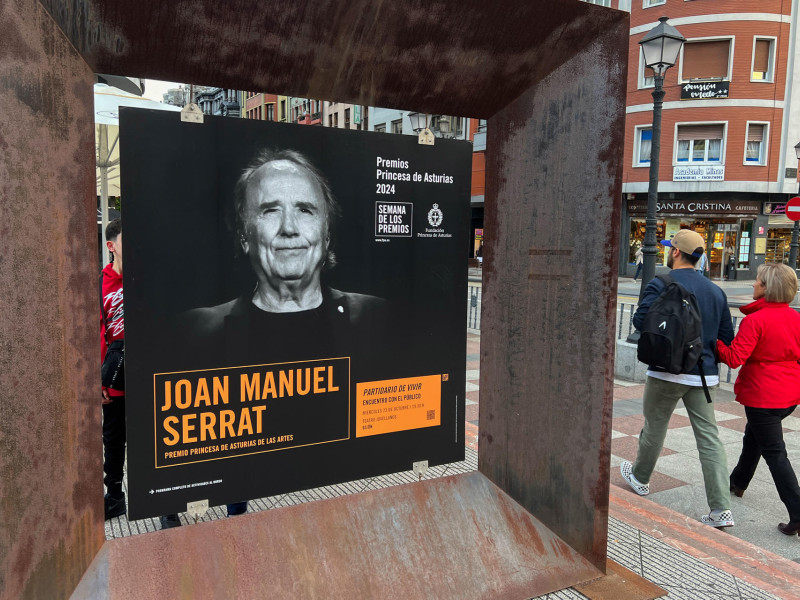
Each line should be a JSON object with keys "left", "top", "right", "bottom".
{"left": 141, "top": 79, "right": 183, "bottom": 102}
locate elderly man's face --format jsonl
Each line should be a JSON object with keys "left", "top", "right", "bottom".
{"left": 241, "top": 160, "right": 328, "bottom": 286}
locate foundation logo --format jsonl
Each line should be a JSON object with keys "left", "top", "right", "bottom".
{"left": 428, "top": 203, "right": 444, "bottom": 227}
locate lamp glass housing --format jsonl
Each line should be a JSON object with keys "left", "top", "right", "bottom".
{"left": 639, "top": 17, "right": 685, "bottom": 77}
{"left": 407, "top": 111, "right": 427, "bottom": 133}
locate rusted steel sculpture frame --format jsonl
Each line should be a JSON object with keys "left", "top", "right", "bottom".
{"left": 0, "top": 0, "right": 627, "bottom": 598}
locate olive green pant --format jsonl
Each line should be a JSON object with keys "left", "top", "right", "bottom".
{"left": 633, "top": 376, "right": 731, "bottom": 511}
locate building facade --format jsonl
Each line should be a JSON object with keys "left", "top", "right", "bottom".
{"left": 244, "top": 92, "right": 279, "bottom": 121}
{"left": 324, "top": 102, "right": 369, "bottom": 130}
{"left": 618, "top": 0, "right": 800, "bottom": 279}
{"left": 195, "top": 87, "right": 242, "bottom": 118}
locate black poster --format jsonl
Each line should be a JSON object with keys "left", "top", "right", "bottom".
{"left": 120, "top": 109, "right": 470, "bottom": 518}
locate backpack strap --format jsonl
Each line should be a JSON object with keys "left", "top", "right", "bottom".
{"left": 655, "top": 273, "right": 674, "bottom": 287}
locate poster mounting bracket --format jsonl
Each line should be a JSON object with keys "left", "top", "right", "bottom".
{"left": 187, "top": 499, "right": 209, "bottom": 522}
{"left": 181, "top": 103, "right": 204, "bottom": 124}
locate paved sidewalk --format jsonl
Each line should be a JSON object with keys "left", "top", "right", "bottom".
{"left": 106, "top": 330, "right": 800, "bottom": 599}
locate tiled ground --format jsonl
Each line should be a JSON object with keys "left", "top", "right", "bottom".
{"left": 609, "top": 381, "right": 800, "bottom": 564}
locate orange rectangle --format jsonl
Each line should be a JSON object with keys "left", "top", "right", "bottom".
{"left": 356, "top": 375, "right": 442, "bottom": 437}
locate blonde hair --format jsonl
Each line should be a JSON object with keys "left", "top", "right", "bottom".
{"left": 757, "top": 263, "right": 798, "bottom": 303}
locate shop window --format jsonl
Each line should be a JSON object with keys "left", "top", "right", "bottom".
{"left": 744, "top": 123, "right": 768, "bottom": 165}
{"left": 635, "top": 127, "right": 652, "bottom": 166}
{"left": 681, "top": 39, "right": 732, "bottom": 82}
{"left": 738, "top": 220, "right": 752, "bottom": 268}
{"left": 751, "top": 38, "right": 775, "bottom": 82}
{"left": 676, "top": 124, "right": 724, "bottom": 164}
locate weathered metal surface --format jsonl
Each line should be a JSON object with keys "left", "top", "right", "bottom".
{"left": 71, "top": 472, "right": 604, "bottom": 600}
{"left": 574, "top": 560, "right": 667, "bottom": 600}
{"left": 479, "top": 17, "right": 629, "bottom": 570}
{"left": 38, "top": 0, "right": 626, "bottom": 119}
{"left": 1, "top": 0, "right": 629, "bottom": 596}
{"left": 0, "top": 1, "right": 103, "bottom": 599}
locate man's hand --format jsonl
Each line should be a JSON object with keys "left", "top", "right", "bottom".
{"left": 102, "top": 388, "right": 112, "bottom": 404}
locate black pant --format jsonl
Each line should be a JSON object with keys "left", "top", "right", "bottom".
{"left": 102, "top": 395, "right": 126, "bottom": 498}
{"left": 731, "top": 405, "right": 800, "bottom": 522}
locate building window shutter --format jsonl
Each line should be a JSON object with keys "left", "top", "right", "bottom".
{"left": 682, "top": 41, "right": 730, "bottom": 79}
{"left": 753, "top": 40, "right": 770, "bottom": 73}
{"left": 747, "top": 124, "right": 764, "bottom": 142}
{"left": 677, "top": 125, "right": 724, "bottom": 141}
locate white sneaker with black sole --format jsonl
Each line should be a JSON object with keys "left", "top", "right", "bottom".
{"left": 620, "top": 460, "right": 649, "bottom": 496}
{"left": 701, "top": 509, "right": 734, "bottom": 528}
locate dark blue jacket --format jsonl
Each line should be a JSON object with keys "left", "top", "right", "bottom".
{"left": 633, "top": 269, "right": 734, "bottom": 377}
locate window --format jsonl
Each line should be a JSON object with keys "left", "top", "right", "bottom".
{"left": 391, "top": 119, "right": 403, "bottom": 134}
{"left": 345, "top": 108, "right": 350, "bottom": 129}
{"left": 581, "top": 0, "right": 611, "bottom": 6}
{"left": 643, "top": 0, "right": 665, "bottom": 7}
{"left": 638, "top": 49, "right": 654, "bottom": 88}
{"left": 635, "top": 127, "right": 652, "bottom": 166}
{"left": 374, "top": 123, "right": 386, "bottom": 133}
{"left": 681, "top": 39, "right": 732, "bottom": 81}
{"left": 676, "top": 124, "right": 725, "bottom": 164}
{"left": 267, "top": 104, "right": 274, "bottom": 120}
{"left": 752, "top": 38, "right": 775, "bottom": 82}
{"left": 333, "top": 113, "right": 339, "bottom": 128}
{"left": 744, "top": 123, "right": 768, "bottom": 165}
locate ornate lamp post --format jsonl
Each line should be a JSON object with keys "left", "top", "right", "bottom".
{"left": 637, "top": 17, "right": 685, "bottom": 296}
{"left": 626, "top": 17, "right": 684, "bottom": 343}
{"left": 790, "top": 141, "right": 800, "bottom": 270}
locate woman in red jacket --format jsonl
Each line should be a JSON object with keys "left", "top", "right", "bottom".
{"left": 716, "top": 263, "right": 800, "bottom": 536}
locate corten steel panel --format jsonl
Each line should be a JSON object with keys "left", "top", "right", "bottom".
{"left": 72, "top": 472, "right": 604, "bottom": 600}
{"left": 38, "top": 0, "right": 626, "bottom": 119}
{"left": 0, "top": 0, "right": 102, "bottom": 599}
{"left": 479, "top": 20, "right": 628, "bottom": 570}
{"left": 0, "top": 0, "right": 630, "bottom": 596}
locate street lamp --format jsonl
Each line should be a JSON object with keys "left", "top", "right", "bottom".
{"left": 790, "top": 141, "right": 800, "bottom": 270}
{"left": 407, "top": 111, "right": 434, "bottom": 145}
{"left": 627, "top": 16, "right": 684, "bottom": 343}
{"left": 637, "top": 16, "right": 685, "bottom": 296}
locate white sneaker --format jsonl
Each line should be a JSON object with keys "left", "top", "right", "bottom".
{"left": 620, "top": 460, "right": 650, "bottom": 496}
{"left": 701, "top": 509, "right": 734, "bottom": 528}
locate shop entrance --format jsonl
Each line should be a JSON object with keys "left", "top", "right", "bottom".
{"left": 707, "top": 222, "right": 738, "bottom": 280}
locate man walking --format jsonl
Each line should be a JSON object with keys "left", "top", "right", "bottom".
{"left": 620, "top": 229, "right": 736, "bottom": 527}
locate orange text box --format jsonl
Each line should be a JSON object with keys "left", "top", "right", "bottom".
{"left": 356, "top": 375, "right": 441, "bottom": 437}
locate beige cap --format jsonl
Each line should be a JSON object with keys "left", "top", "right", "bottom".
{"left": 660, "top": 229, "right": 705, "bottom": 257}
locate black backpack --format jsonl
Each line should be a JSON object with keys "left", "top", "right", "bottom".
{"left": 637, "top": 274, "right": 711, "bottom": 402}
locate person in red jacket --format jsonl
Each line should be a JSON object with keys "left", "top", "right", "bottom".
{"left": 101, "top": 219, "right": 127, "bottom": 520}
{"left": 716, "top": 263, "right": 800, "bottom": 536}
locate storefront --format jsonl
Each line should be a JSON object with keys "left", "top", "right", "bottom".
{"left": 763, "top": 202, "right": 798, "bottom": 264}
{"left": 623, "top": 196, "right": 764, "bottom": 280}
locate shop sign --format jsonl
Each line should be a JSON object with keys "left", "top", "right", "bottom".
{"left": 673, "top": 165, "right": 725, "bottom": 181}
{"left": 627, "top": 199, "right": 760, "bottom": 216}
{"left": 763, "top": 203, "right": 786, "bottom": 216}
{"left": 680, "top": 81, "right": 729, "bottom": 100}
